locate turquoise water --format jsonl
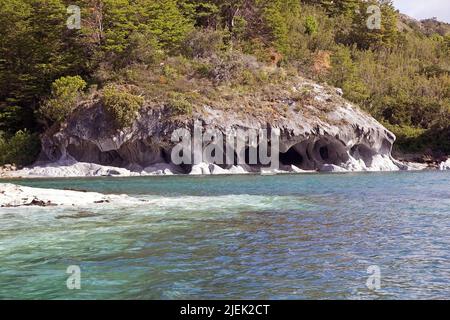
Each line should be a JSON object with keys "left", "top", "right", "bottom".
{"left": 1, "top": 171, "right": 449, "bottom": 299}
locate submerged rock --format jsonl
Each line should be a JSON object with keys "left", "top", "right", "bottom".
{"left": 16, "top": 77, "right": 404, "bottom": 177}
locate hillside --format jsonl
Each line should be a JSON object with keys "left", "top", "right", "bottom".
{"left": 398, "top": 14, "right": 450, "bottom": 36}
{"left": 0, "top": 0, "right": 449, "bottom": 168}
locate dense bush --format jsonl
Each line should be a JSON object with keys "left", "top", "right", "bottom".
{"left": 304, "top": 16, "right": 318, "bottom": 35}
{"left": 183, "top": 28, "right": 229, "bottom": 59}
{"left": 102, "top": 86, "right": 144, "bottom": 128}
{"left": 0, "top": 130, "right": 41, "bottom": 167}
{"left": 387, "top": 123, "right": 450, "bottom": 154}
{"left": 167, "top": 93, "right": 193, "bottom": 116}
{"left": 39, "top": 76, "right": 87, "bottom": 124}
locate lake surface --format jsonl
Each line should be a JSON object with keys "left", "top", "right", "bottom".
{"left": 1, "top": 171, "right": 449, "bottom": 299}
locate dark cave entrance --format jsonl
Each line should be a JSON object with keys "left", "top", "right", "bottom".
{"left": 67, "top": 143, "right": 126, "bottom": 167}
{"left": 350, "top": 144, "right": 376, "bottom": 167}
{"left": 319, "top": 146, "right": 329, "bottom": 161}
{"left": 280, "top": 147, "right": 304, "bottom": 167}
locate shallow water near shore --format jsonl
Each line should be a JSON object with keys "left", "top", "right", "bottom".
{"left": 1, "top": 171, "right": 450, "bottom": 299}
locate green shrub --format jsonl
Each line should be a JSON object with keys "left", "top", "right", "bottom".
{"left": 183, "top": 28, "right": 229, "bottom": 58}
{"left": 384, "top": 123, "right": 428, "bottom": 152}
{"left": 304, "top": 16, "right": 318, "bottom": 35}
{"left": 0, "top": 130, "right": 41, "bottom": 167}
{"left": 262, "top": 3, "right": 289, "bottom": 54}
{"left": 239, "top": 69, "right": 256, "bottom": 86}
{"left": 102, "top": 86, "right": 144, "bottom": 128}
{"left": 162, "top": 65, "right": 179, "bottom": 79}
{"left": 39, "top": 76, "right": 87, "bottom": 124}
{"left": 194, "top": 62, "right": 213, "bottom": 78}
{"left": 119, "top": 31, "right": 163, "bottom": 67}
{"left": 342, "top": 78, "right": 370, "bottom": 103}
{"left": 167, "top": 93, "right": 193, "bottom": 116}
{"left": 386, "top": 122, "right": 450, "bottom": 154}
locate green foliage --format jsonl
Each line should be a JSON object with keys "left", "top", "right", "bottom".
{"left": 182, "top": 0, "right": 220, "bottom": 27}
{"left": 261, "top": 1, "right": 289, "bottom": 53}
{"left": 0, "top": 0, "right": 85, "bottom": 121}
{"left": 329, "top": 46, "right": 355, "bottom": 88}
{"left": 136, "top": 0, "right": 194, "bottom": 51}
{"left": 123, "top": 31, "right": 163, "bottom": 66}
{"left": 384, "top": 123, "right": 426, "bottom": 152}
{"left": 259, "top": 0, "right": 302, "bottom": 55}
{"left": 102, "top": 86, "right": 144, "bottom": 128}
{"left": 183, "top": 28, "right": 229, "bottom": 58}
{"left": 167, "top": 93, "right": 193, "bottom": 115}
{"left": 304, "top": 16, "right": 318, "bottom": 35}
{"left": 0, "top": 0, "right": 449, "bottom": 156}
{"left": 349, "top": 0, "right": 399, "bottom": 49}
{"left": 327, "top": 45, "right": 367, "bottom": 102}
{"left": 386, "top": 122, "right": 450, "bottom": 154}
{"left": 101, "top": 0, "right": 138, "bottom": 54}
{"left": 0, "top": 130, "right": 41, "bottom": 166}
{"left": 50, "top": 76, "right": 87, "bottom": 100}
{"left": 318, "top": 0, "right": 360, "bottom": 17}
{"left": 39, "top": 76, "right": 87, "bottom": 124}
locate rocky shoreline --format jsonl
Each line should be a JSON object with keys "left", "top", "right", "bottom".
{"left": 2, "top": 78, "right": 449, "bottom": 179}
{"left": 0, "top": 183, "right": 143, "bottom": 207}
{"left": 1, "top": 160, "right": 448, "bottom": 207}
{"left": 1, "top": 157, "right": 448, "bottom": 179}
{"left": 23, "top": 79, "right": 409, "bottom": 177}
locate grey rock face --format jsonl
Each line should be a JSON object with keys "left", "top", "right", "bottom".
{"left": 39, "top": 80, "right": 399, "bottom": 174}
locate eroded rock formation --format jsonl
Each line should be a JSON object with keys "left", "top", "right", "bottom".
{"left": 31, "top": 79, "right": 402, "bottom": 176}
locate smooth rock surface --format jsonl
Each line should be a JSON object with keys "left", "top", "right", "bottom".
{"left": 404, "top": 162, "right": 430, "bottom": 171}
{"left": 439, "top": 159, "right": 450, "bottom": 171}
{"left": 189, "top": 163, "right": 250, "bottom": 175}
{"left": 6, "top": 159, "right": 138, "bottom": 178}
{"left": 0, "top": 183, "right": 141, "bottom": 207}
{"left": 22, "top": 77, "right": 402, "bottom": 176}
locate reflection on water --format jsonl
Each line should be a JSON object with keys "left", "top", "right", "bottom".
{"left": 1, "top": 171, "right": 450, "bottom": 299}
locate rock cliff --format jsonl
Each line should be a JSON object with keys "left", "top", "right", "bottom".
{"left": 27, "top": 78, "right": 402, "bottom": 177}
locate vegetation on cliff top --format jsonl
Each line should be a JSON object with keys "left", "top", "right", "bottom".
{"left": 102, "top": 85, "right": 144, "bottom": 128}
{"left": 0, "top": 0, "right": 449, "bottom": 166}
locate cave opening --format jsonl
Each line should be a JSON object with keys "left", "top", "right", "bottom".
{"left": 350, "top": 144, "right": 376, "bottom": 167}
{"left": 161, "top": 148, "right": 172, "bottom": 163}
{"left": 280, "top": 147, "right": 304, "bottom": 167}
{"left": 319, "top": 146, "right": 329, "bottom": 161}
{"left": 67, "top": 143, "right": 126, "bottom": 167}
{"left": 313, "top": 138, "right": 350, "bottom": 167}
